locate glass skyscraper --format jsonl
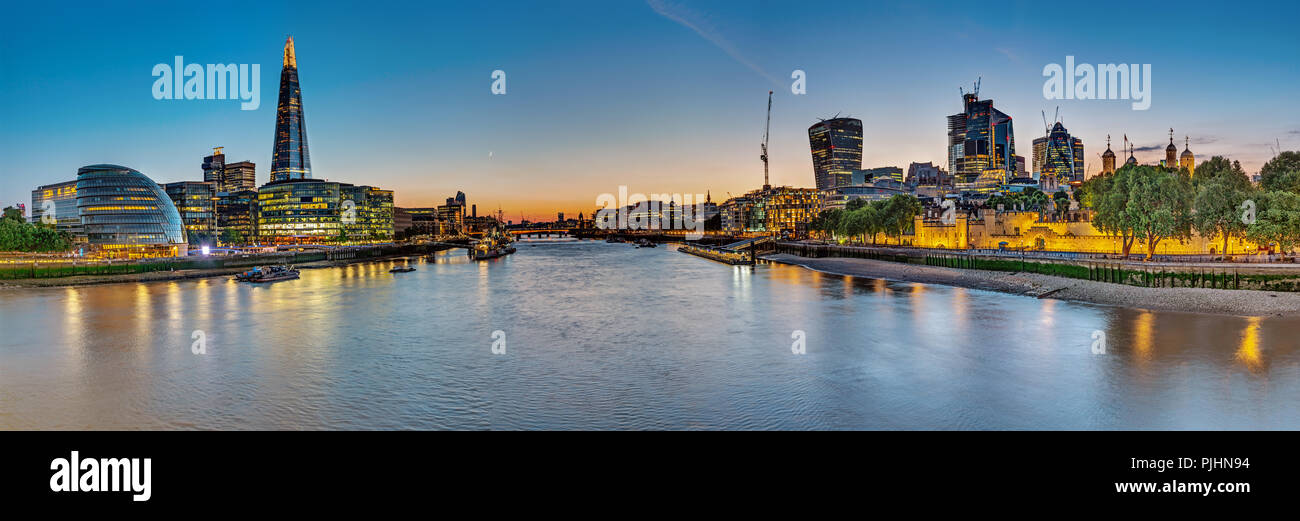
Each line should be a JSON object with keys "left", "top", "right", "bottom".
{"left": 1031, "top": 122, "right": 1084, "bottom": 188}
{"left": 808, "top": 118, "right": 863, "bottom": 191}
{"left": 270, "top": 36, "right": 311, "bottom": 182}
{"left": 947, "top": 93, "right": 1016, "bottom": 186}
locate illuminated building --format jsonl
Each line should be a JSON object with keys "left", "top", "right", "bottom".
{"left": 30, "top": 180, "right": 83, "bottom": 240}
{"left": 75, "top": 164, "right": 186, "bottom": 258}
{"left": 947, "top": 89, "right": 1017, "bottom": 185}
{"left": 720, "top": 186, "right": 818, "bottom": 235}
{"left": 808, "top": 118, "right": 863, "bottom": 190}
{"left": 1180, "top": 137, "right": 1195, "bottom": 175}
{"left": 908, "top": 162, "right": 950, "bottom": 187}
{"left": 340, "top": 185, "right": 394, "bottom": 241}
{"left": 162, "top": 181, "right": 218, "bottom": 242}
{"left": 854, "top": 166, "right": 904, "bottom": 184}
{"left": 256, "top": 179, "right": 341, "bottom": 244}
{"left": 821, "top": 180, "right": 914, "bottom": 210}
{"left": 215, "top": 190, "right": 258, "bottom": 244}
{"left": 1031, "top": 122, "right": 1084, "bottom": 188}
{"left": 224, "top": 162, "right": 256, "bottom": 192}
{"left": 270, "top": 36, "right": 312, "bottom": 182}
{"left": 202, "top": 147, "right": 257, "bottom": 192}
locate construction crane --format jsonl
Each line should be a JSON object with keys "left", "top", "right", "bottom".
{"left": 760, "top": 91, "right": 773, "bottom": 190}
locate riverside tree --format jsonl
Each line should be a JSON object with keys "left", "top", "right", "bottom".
{"left": 1192, "top": 163, "right": 1254, "bottom": 256}
{"left": 1245, "top": 190, "right": 1300, "bottom": 254}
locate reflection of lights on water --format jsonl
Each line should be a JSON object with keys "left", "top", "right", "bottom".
{"left": 1235, "top": 316, "right": 1263, "bottom": 371}
{"left": 1133, "top": 311, "right": 1154, "bottom": 360}
{"left": 1039, "top": 299, "right": 1055, "bottom": 328}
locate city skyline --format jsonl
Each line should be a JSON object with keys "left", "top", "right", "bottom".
{"left": 2, "top": 1, "right": 1298, "bottom": 221}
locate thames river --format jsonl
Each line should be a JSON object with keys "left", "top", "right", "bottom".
{"left": 2, "top": 240, "right": 1298, "bottom": 430}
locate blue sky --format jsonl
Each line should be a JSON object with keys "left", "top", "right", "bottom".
{"left": 2, "top": 0, "right": 1297, "bottom": 219}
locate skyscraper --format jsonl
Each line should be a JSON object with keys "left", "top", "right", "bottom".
{"left": 1031, "top": 122, "right": 1084, "bottom": 187}
{"left": 223, "top": 161, "right": 257, "bottom": 191}
{"left": 808, "top": 118, "right": 863, "bottom": 191}
{"left": 947, "top": 90, "right": 1016, "bottom": 186}
{"left": 203, "top": 147, "right": 225, "bottom": 185}
{"left": 203, "top": 147, "right": 258, "bottom": 192}
{"left": 270, "top": 36, "right": 311, "bottom": 182}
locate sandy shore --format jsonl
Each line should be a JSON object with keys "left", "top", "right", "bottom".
{"left": 763, "top": 253, "right": 1300, "bottom": 317}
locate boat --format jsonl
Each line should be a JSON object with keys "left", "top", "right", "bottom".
{"left": 390, "top": 266, "right": 416, "bottom": 273}
{"left": 635, "top": 238, "right": 657, "bottom": 248}
{"left": 238, "top": 265, "right": 300, "bottom": 283}
{"left": 469, "top": 231, "right": 517, "bottom": 261}
{"left": 605, "top": 236, "right": 623, "bottom": 243}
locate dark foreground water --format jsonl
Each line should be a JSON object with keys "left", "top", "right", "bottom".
{"left": 2, "top": 240, "right": 1298, "bottom": 430}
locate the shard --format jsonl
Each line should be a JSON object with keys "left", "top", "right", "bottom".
{"left": 270, "top": 36, "right": 311, "bottom": 182}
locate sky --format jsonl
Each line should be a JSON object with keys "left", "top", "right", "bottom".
{"left": 2, "top": 0, "right": 1298, "bottom": 221}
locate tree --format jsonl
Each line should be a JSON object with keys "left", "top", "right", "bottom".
{"left": 220, "top": 228, "right": 244, "bottom": 246}
{"left": 1259, "top": 151, "right": 1300, "bottom": 194}
{"left": 813, "top": 209, "right": 843, "bottom": 240}
{"left": 837, "top": 208, "right": 869, "bottom": 244}
{"left": 1088, "top": 169, "right": 1139, "bottom": 256}
{"left": 1126, "top": 165, "right": 1194, "bottom": 260}
{"left": 1193, "top": 176, "right": 1253, "bottom": 256}
{"left": 1245, "top": 190, "right": 1300, "bottom": 254}
{"left": 880, "top": 195, "right": 922, "bottom": 243}
{"left": 2, "top": 206, "right": 23, "bottom": 223}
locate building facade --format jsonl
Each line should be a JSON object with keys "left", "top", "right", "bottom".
{"left": 257, "top": 179, "right": 340, "bottom": 244}
{"left": 340, "top": 185, "right": 394, "bottom": 241}
{"left": 1031, "top": 122, "right": 1084, "bottom": 188}
{"left": 215, "top": 190, "right": 258, "bottom": 245}
{"left": 270, "top": 37, "right": 312, "bottom": 182}
{"left": 947, "top": 92, "right": 1016, "bottom": 188}
{"left": 162, "top": 181, "right": 218, "bottom": 243}
{"left": 76, "top": 165, "right": 186, "bottom": 258}
{"left": 30, "top": 180, "right": 83, "bottom": 240}
{"left": 808, "top": 118, "right": 863, "bottom": 191}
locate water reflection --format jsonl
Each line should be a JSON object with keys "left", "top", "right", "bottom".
{"left": 1, "top": 242, "right": 1298, "bottom": 430}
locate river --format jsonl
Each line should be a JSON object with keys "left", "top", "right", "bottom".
{"left": 1, "top": 240, "right": 1297, "bottom": 429}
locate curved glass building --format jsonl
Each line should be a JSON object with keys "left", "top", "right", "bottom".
{"left": 76, "top": 164, "right": 187, "bottom": 258}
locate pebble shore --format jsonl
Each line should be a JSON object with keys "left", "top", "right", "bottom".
{"left": 763, "top": 253, "right": 1300, "bottom": 317}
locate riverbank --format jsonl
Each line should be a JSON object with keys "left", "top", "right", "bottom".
{"left": 762, "top": 253, "right": 1300, "bottom": 317}
{"left": 0, "top": 252, "right": 433, "bottom": 289}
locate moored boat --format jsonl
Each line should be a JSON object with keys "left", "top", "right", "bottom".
{"left": 239, "top": 265, "right": 300, "bottom": 283}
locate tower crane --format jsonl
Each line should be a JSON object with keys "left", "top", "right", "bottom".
{"left": 761, "top": 91, "right": 773, "bottom": 190}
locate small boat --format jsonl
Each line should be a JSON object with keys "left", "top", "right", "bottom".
{"left": 389, "top": 266, "right": 416, "bottom": 273}
{"left": 635, "top": 238, "right": 657, "bottom": 248}
{"left": 605, "top": 236, "right": 622, "bottom": 243}
{"left": 239, "top": 265, "right": 300, "bottom": 283}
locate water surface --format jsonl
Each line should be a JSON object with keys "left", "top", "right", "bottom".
{"left": 1, "top": 241, "right": 1296, "bottom": 429}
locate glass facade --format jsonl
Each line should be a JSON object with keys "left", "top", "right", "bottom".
{"left": 808, "top": 118, "right": 863, "bottom": 191}
{"left": 257, "top": 179, "right": 340, "bottom": 244}
{"left": 947, "top": 94, "right": 1016, "bottom": 185}
{"left": 1031, "top": 123, "right": 1085, "bottom": 187}
{"left": 75, "top": 164, "right": 186, "bottom": 258}
{"left": 30, "top": 180, "right": 84, "bottom": 240}
{"left": 162, "top": 181, "right": 218, "bottom": 242}
{"left": 270, "top": 37, "right": 311, "bottom": 182}
{"left": 340, "top": 185, "right": 395, "bottom": 241}
{"left": 216, "top": 190, "right": 258, "bottom": 245}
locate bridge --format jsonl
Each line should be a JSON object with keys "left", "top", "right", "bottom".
{"left": 509, "top": 229, "right": 574, "bottom": 238}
